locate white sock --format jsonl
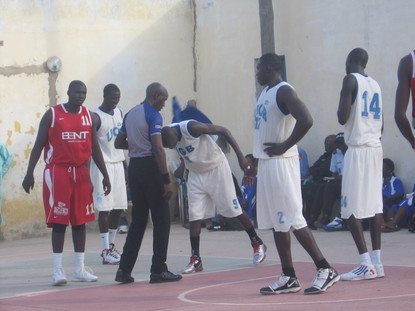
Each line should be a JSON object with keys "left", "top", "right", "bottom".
{"left": 100, "top": 232, "right": 109, "bottom": 250}
{"left": 53, "top": 253, "right": 63, "bottom": 270}
{"left": 108, "top": 229, "right": 117, "bottom": 245}
{"left": 370, "top": 250, "right": 381, "bottom": 264}
{"left": 359, "top": 252, "right": 372, "bottom": 265}
{"left": 74, "top": 252, "right": 85, "bottom": 272}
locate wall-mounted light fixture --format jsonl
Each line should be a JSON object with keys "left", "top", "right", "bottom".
{"left": 45, "top": 56, "right": 62, "bottom": 72}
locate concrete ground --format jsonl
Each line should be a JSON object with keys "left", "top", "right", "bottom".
{"left": 1, "top": 221, "right": 414, "bottom": 301}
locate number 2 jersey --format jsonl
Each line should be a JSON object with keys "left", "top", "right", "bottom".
{"left": 44, "top": 104, "right": 93, "bottom": 167}
{"left": 344, "top": 73, "right": 382, "bottom": 147}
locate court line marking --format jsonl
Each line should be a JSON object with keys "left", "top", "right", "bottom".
{"left": 177, "top": 275, "right": 415, "bottom": 306}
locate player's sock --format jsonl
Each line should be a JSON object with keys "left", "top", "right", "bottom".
{"left": 53, "top": 252, "right": 63, "bottom": 270}
{"left": 100, "top": 232, "right": 109, "bottom": 251}
{"left": 246, "top": 226, "right": 262, "bottom": 244}
{"left": 359, "top": 252, "right": 372, "bottom": 265}
{"left": 74, "top": 252, "right": 85, "bottom": 272}
{"left": 315, "top": 258, "right": 330, "bottom": 270}
{"left": 190, "top": 236, "right": 200, "bottom": 257}
{"left": 282, "top": 267, "right": 297, "bottom": 278}
{"left": 108, "top": 229, "right": 117, "bottom": 245}
{"left": 370, "top": 249, "right": 381, "bottom": 264}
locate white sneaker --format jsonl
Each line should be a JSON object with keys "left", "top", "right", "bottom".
{"left": 52, "top": 267, "right": 67, "bottom": 286}
{"left": 260, "top": 274, "right": 301, "bottom": 294}
{"left": 109, "top": 243, "right": 121, "bottom": 260}
{"left": 374, "top": 263, "right": 385, "bottom": 278}
{"left": 72, "top": 267, "right": 98, "bottom": 282}
{"left": 304, "top": 267, "right": 340, "bottom": 294}
{"left": 340, "top": 264, "right": 377, "bottom": 281}
{"left": 119, "top": 225, "right": 128, "bottom": 234}
{"left": 102, "top": 249, "right": 120, "bottom": 265}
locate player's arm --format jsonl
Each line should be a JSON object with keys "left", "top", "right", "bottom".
{"left": 394, "top": 55, "right": 415, "bottom": 149}
{"left": 263, "top": 86, "right": 313, "bottom": 157}
{"left": 338, "top": 74, "right": 356, "bottom": 125}
{"left": 90, "top": 112, "right": 111, "bottom": 195}
{"left": 22, "top": 109, "right": 52, "bottom": 193}
{"left": 114, "top": 114, "right": 129, "bottom": 150}
{"left": 188, "top": 121, "right": 248, "bottom": 171}
{"left": 151, "top": 133, "right": 173, "bottom": 200}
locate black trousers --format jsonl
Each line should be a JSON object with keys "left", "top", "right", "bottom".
{"left": 119, "top": 157, "right": 170, "bottom": 274}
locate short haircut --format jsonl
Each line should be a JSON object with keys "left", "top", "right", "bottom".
{"left": 348, "top": 48, "right": 368, "bottom": 68}
{"left": 103, "top": 84, "right": 120, "bottom": 97}
{"left": 68, "top": 80, "right": 85, "bottom": 91}
{"left": 259, "top": 53, "right": 282, "bottom": 72}
{"left": 383, "top": 158, "right": 395, "bottom": 173}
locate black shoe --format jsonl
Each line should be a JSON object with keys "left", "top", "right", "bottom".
{"left": 149, "top": 271, "right": 183, "bottom": 284}
{"left": 115, "top": 269, "right": 134, "bottom": 284}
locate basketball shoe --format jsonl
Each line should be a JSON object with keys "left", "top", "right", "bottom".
{"left": 260, "top": 274, "right": 301, "bottom": 295}
{"left": 72, "top": 267, "right": 98, "bottom": 282}
{"left": 182, "top": 255, "right": 203, "bottom": 274}
{"left": 340, "top": 264, "right": 377, "bottom": 281}
{"left": 304, "top": 267, "right": 340, "bottom": 294}
{"left": 52, "top": 267, "right": 67, "bottom": 286}
{"left": 252, "top": 242, "right": 267, "bottom": 265}
{"left": 101, "top": 248, "right": 120, "bottom": 265}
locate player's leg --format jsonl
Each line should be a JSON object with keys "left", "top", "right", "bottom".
{"left": 182, "top": 220, "right": 204, "bottom": 274}
{"left": 369, "top": 213, "right": 384, "bottom": 277}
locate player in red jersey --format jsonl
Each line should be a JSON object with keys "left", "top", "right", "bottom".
{"left": 22, "top": 80, "right": 111, "bottom": 286}
{"left": 395, "top": 50, "right": 415, "bottom": 149}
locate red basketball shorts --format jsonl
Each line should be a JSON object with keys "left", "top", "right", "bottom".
{"left": 43, "top": 164, "right": 94, "bottom": 227}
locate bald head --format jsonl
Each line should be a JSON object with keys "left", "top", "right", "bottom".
{"left": 68, "top": 80, "right": 86, "bottom": 92}
{"left": 346, "top": 48, "right": 368, "bottom": 74}
{"left": 145, "top": 82, "right": 168, "bottom": 111}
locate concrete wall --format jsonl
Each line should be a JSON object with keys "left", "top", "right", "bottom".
{"left": 272, "top": 0, "right": 415, "bottom": 189}
{"left": 2, "top": 0, "right": 415, "bottom": 240}
{"left": 0, "top": 0, "right": 195, "bottom": 240}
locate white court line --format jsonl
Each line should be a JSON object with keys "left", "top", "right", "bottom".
{"left": 177, "top": 275, "right": 415, "bottom": 306}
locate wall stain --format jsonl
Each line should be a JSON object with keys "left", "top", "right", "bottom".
{"left": 25, "top": 126, "right": 36, "bottom": 135}
{"left": 6, "top": 130, "right": 12, "bottom": 146}
{"left": 14, "top": 121, "right": 21, "bottom": 133}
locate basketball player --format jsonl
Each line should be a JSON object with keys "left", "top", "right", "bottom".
{"left": 22, "top": 80, "right": 111, "bottom": 286}
{"left": 337, "top": 48, "right": 384, "bottom": 280}
{"left": 90, "top": 84, "right": 128, "bottom": 265}
{"left": 254, "top": 53, "right": 339, "bottom": 295}
{"left": 395, "top": 50, "right": 415, "bottom": 149}
{"left": 161, "top": 120, "right": 267, "bottom": 274}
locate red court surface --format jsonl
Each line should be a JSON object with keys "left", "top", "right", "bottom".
{"left": 1, "top": 262, "right": 413, "bottom": 311}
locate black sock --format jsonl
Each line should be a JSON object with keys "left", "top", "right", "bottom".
{"left": 190, "top": 236, "right": 200, "bottom": 257}
{"left": 245, "top": 226, "right": 262, "bottom": 244}
{"left": 315, "top": 258, "right": 330, "bottom": 269}
{"left": 282, "top": 267, "right": 296, "bottom": 278}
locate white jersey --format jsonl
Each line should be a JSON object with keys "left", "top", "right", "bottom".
{"left": 174, "top": 120, "right": 226, "bottom": 173}
{"left": 344, "top": 73, "right": 382, "bottom": 147}
{"left": 253, "top": 81, "right": 298, "bottom": 159}
{"left": 94, "top": 107, "right": 125, "bottom": 163}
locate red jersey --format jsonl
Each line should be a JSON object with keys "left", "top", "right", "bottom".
{"left": 44, "top": 104, "right": 93, "bottom": 166}
{"left": 410, "top": 50, "right": 415, "bottom": 117}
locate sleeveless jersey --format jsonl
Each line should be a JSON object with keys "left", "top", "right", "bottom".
{"left": 344, "top": 73, "right": 382, "bottom": 147}
{"left": 175, "top": 120, "right": 226, "bottom": 173}
{"left": 410, "top": 50, "right": 415, "bottom": 118}
{"left": 253, "top": 81, "right": 298, "bottom": 159}
{"left": 94, "top": 107, "right": 125, "bottom": 163}
{"left": 44, "top": 104, "right": 92, "bottom": 166}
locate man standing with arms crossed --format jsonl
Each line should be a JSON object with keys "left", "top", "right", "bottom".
{"left": 91, "top": 84, "right": 128, "bottom": 265}
{"left": 254, "top": 53, "right": 339, "bottom": 295}
{"left": 22, "top": 80, "right": 111, "bottom": 286}
{"left": 114, "top": 82, "right": 182, "bottom": 284}
{"left": 338, "top": 48, "right": 384, "bottom": 280}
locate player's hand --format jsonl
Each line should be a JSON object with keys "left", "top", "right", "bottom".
{"left": 238, "top": 156, "right": 250, "bottom": 172}
{"left": 163, "top": 183, "right": 173, "bottom": 200}
{"left": 102, "top": 177, "right": 111, "bottom": 196}
{"left": 22, "top": 174, "right": 34, "bottom": 193}
{"left": 263, "top": 142, "right": 287, "bottom": 157}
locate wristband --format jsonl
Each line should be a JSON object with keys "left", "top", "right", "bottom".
{"left": 162, "top": 173, "right": 171, "bottom": 184}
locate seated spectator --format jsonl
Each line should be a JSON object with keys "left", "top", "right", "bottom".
{"left": 382, "top": 185, "right": 413, "bottom": 233}
{"left": 382, "top": 158, "right": 404, "bottom": 223}
{"left": 302, "top": 134, "right": 336, "bottom": 221}
{"left": 308, "top": 133, "right": 347, "bottom": 230}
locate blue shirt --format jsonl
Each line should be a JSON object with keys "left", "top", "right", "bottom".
{"left": 329, "top": 149, "right": 344, "bottom": 175}
{"left": 298, "top": 146, "right": 310, "bottom": 180}
{"left": 120, "top": 102, "right": 162, "bottom": 158}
